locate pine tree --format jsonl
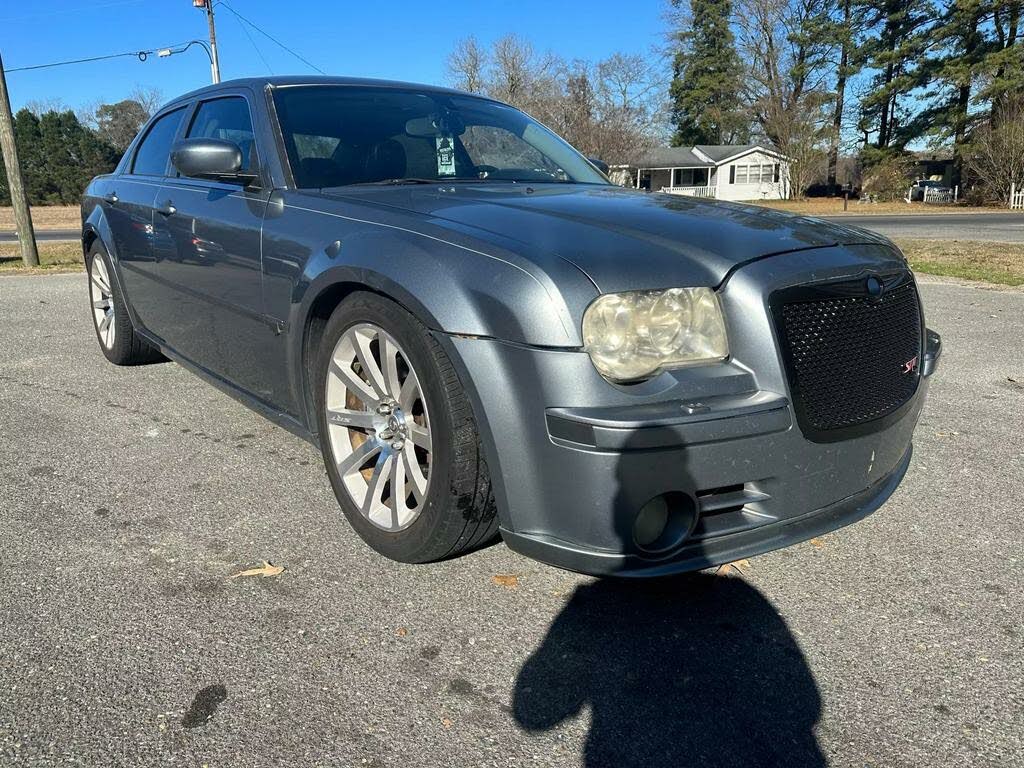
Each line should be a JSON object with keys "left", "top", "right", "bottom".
{"left": 668, "top": 0, "right": 748, "bottom": 145}
{"left": 0, "top": 109, "right": 117, "bottom": 206}
{"left": 856, "top": 0, "right": 936, "bottom": 152}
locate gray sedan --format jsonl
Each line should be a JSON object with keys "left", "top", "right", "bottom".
{"left": 81, "top": 76, "right": 941, "bottom": 576}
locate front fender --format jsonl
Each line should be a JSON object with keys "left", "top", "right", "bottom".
{"left": 295, "top": 226, "right": 593, "bottom": 347}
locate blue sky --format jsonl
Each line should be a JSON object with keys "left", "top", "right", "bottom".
{"left": 3, "top": 0, "right": 670, "bottom": 113}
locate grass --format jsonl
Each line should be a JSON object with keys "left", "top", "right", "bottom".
{"left": 894, "top": 238, "right": 1024, "bottom": 286}
{"left": 0, "top": 241, "right": 84, "bottom": 272}
{"left": 750, "top": 198, "right": 1013, "bottom": 216}
{"left": 0, "top": 205, "right": 80, "bottom": 230}
{"left": 2, "top": 235, "right": 1021, "bottom": 288}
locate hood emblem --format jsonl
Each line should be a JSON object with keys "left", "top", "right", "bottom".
{"left": 901, "top": 356, "right": 919, "bottom": 374}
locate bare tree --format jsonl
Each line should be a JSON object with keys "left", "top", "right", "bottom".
{"left": 446, "top": 36, "right": 487, "bottom": 94}
{"left": 489, "top": 34, "right": 562, "bottom": 122}
{"left": 966, "top": 96, "right": 1024, "bottom": 202}
{"left": 23, "top": 97, "right": 68, "bottom": 116}
{"left": 128, "top": 85, "right": 163, "bottom": 118}
{"left": 443, "top": 37, "right": 663, "bottom": 166}
{"left": 735, "top": 0, "right": 834, "bottom": 195}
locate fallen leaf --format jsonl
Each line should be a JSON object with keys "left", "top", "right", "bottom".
{"left": 395, "top": 627, "right": 408, "bottom": 637}
{"left": 717, "top": 559, "right": 751, "bottom": 576}
{"left": 810, "top": 538, "right": 825, "bottom": 549}
{"left": 441, "top": 717, "right": 453, "bottom": 729}
{"left": 492, "top": 574, "right": 519, "bottom": 589}
{"left": 230, "top": 561, "right": 285, "bottom": 579}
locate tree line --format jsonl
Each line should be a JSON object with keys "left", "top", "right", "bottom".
{"left": 670, "top": 0, "right": 1023, "bottom": 200}
{"left": 3, "top": 3, "right": 1021, "bottom": 206}
{"left": 449, "top": 0, "right": 1023, "bottom": 201}
{"left": 0, "top": 88, "right": 160, "bottom": 206}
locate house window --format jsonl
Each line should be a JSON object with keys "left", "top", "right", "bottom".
{"left": 733, "top": 162, "right": 778, "bottom": 184}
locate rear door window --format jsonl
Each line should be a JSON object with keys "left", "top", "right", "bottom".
{"left": 131, "top": 107, "right": 186, "bottom": 176}
{"left": 186, "top": 96, "right": 257, "bottom": 171}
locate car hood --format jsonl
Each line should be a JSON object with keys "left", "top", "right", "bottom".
{"left": 319, "top": 184, "right": 896, "bottom": 292}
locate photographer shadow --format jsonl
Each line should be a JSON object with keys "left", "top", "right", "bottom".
{"left": 512, "top": 573, "right": 824, "bottom": 767}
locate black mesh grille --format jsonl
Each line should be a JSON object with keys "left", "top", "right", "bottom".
{"left": 775, "top": 276, "right": 922, "bottom": 437}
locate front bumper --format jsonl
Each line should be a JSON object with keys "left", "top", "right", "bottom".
{"left": 501, "top": 445, "right": 913, "bottom": 577}
{"left": 438, "top": 246, "right": 940, "bottom": 577}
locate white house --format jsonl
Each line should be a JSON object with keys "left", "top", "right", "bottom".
{"left": 612, "top": 144, "right": 792, "bottom": 202}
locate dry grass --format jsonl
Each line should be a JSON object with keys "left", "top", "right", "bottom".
{"left": 0, "top": 241, "right": 84, "bottom": 272}
{"left": 895, "top": 238, "right": 1024, "bottom": 286}
{"left": 751, "top": 198, "right": 1013, "bottom": 217}
{"left": 0, "top": 205, "right": 80, "bottom": 231}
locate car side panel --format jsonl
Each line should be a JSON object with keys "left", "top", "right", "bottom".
{"left": 148, "top": 177, "right": 276, "bottom": 402}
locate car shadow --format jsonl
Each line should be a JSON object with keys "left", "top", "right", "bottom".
{"left": 512, "top": 433, "right": 825, "bottom": 767}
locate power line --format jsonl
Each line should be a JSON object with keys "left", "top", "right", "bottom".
{"left": 228, "top": 8, "right": 274, "bottom": 75}
{"left": 214, "top": 1, "right": 325, "bottom": 74}
{"left": 7, "top": 49, "right": 157, "bottom": 74}
{"left": 6, "top": 41, "right": 197, "bottom": 74}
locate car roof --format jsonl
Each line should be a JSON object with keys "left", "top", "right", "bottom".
{"left": 166, "top": 76, "right": 483, "bottom": 108}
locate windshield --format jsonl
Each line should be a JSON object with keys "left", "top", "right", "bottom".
{"left": 272, "top": 85, "right": 609, "bottom": 189}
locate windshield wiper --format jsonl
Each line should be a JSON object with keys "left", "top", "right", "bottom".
{"left": 363, "top": 178, "right": 439, "bottom": 186}
{"left": 353, "top": 177, "right": 499, "bottom": 186}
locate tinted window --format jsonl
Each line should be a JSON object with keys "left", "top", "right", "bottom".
{"left": 187, "top": 97, "right": 257, "bottom": 171}
{"left": 272, "top": 86, "right": 608, "bottom": 189}
{"left": 132, "top": 108, "right": 185, "bottom": 176}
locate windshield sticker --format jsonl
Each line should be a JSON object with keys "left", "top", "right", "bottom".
{"left": 436, "top": 136, "right": 456, "bottom": 177}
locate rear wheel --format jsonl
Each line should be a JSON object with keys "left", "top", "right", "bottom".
{"left": 87, "top": 243, "right": 164, "bottom": 366}
{"left": 314, "top": 292, "right": 497, "bottom": 563}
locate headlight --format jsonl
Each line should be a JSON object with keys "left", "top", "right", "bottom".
{"left": 582, "top": 288, "right": 729, "bottom": 382}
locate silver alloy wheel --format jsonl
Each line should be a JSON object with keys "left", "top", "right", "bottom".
{"left": 89, "top": 255, "right": 116, "bottom": 350}
{"left": 325, "top": 323, "right": 433, "bottom": 531}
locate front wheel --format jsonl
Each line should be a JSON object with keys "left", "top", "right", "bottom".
{"left": 314, "top": 292, "right": 498, "bottom": 563}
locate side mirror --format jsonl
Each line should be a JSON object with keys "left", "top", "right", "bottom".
{"left": 588, "top": 156, "right": 610, "bottom": 175}
{"left": 171, "top": 138, "right": 257, "bottom": 184}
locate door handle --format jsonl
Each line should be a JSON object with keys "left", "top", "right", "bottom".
{"left": 156, "top": 200, "right": 176, "bottom": 216}
{"left": 104, "top": 192, "right": 118, "bottom": 204}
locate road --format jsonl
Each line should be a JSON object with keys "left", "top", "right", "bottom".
{"left": 820, "top": 212, "right": 1024, "bottom": 242}
{"left": 1, "top": 274, "right": 1022, "bottom": 767}
{"left": 2, "top": 212, "right": 1024, "bottom": 246}
{"left": 0, "top": 229, "right": 79, "bottom": 243}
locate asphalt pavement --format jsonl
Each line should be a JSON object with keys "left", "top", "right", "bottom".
{"left": 0, "top": 229, "right": 79, "bottom": 243}
{"left": 820, "top": 211, "right": 1024, "bottom": 243}
{"left": 0, "top": 273, "right": 1022, "bottom": 767}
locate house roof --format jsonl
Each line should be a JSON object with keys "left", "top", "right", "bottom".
{"left": 693, "top": 144, "right": 786, "bottom": 163}
{"left": 634, "top": 147, "right": 714, "bottom": 169}
{"left": 634, "top": 143, "right": 787, "bottom": 169}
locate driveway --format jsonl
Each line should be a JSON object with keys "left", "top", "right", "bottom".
{"left": 821, "top": 212, "right": 1024, "bottom": 242}
{"left": 1, "top": 273, "right": 1021, "bottom": 767}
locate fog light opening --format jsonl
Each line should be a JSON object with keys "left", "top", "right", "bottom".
{"left": 632, "top": 492, "right": 697, "bottom": 554}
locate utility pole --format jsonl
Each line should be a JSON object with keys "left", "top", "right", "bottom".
{"left": 0, "top": 51, "right": 38, "bottom": 267}
{"left": 194, "top": 0, "right": 221, "bottom": 83}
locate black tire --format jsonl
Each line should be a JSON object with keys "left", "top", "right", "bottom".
{"left": 314, "top": 292, "right": 498, "bottom": 563}
{"left": 86, "top": 242, "right": 165, "bottom": 366}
